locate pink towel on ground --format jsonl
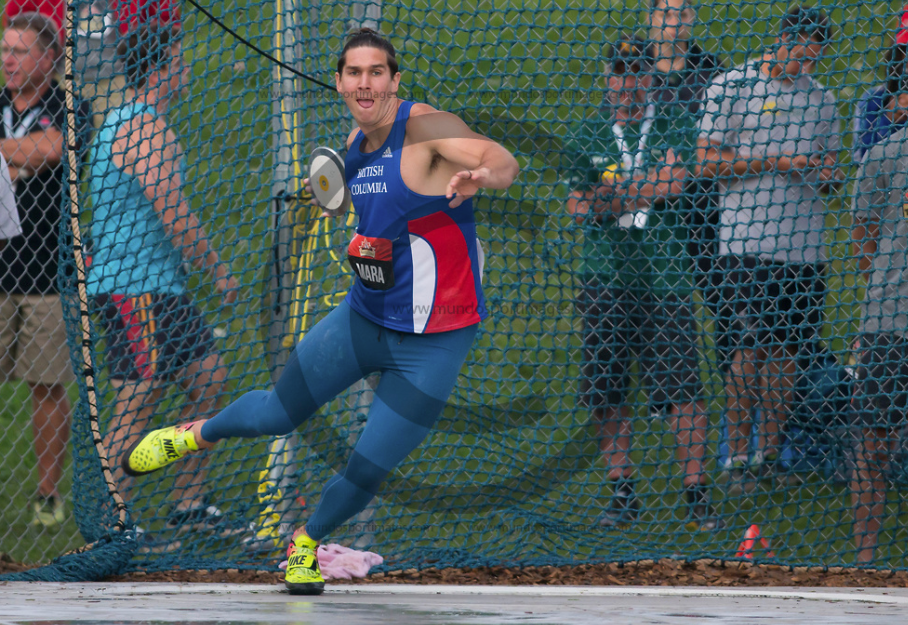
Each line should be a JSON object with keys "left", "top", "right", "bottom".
{"left": 279, "top": 543, "right": 383, "bottom": 580}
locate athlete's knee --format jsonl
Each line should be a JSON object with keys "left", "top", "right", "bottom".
{"left": 343, "top": 451, "right": 390, "bottom": 495}
{"left": 252, "top": 390, "right": 299, "bottom": 436}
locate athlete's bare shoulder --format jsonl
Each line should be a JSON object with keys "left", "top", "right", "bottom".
{"left": 345, "top": 128, "right": 360, "bottom": 150}
{"left": 408, "top": 102, "right": 441, "bottom": 118}
{"left": 406, "top": 102, "right": 475, "bottom": 144}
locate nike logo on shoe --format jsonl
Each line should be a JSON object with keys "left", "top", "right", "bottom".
{"left": 288, "top": 554, "right": 311, "bottom": 567}
{"left": 162, "top": 439, "right": 180, "bottom": 460}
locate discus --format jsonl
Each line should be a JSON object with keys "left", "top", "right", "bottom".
{"left": 309, "top": 147, "right": 351, "bottom": 216}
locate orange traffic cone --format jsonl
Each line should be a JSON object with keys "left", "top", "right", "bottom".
{"left": 735, "top": 524, "right": 775, "bottom": 559}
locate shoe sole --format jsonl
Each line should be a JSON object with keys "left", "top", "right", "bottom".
{"left": 121, "top": 436, "right": 158, "bottom": 477}
{"left": 122, "top": 431, "right": 189, "bottom": 477}
{"left": 285, "top": 581, "right": 325, "bottom": 595}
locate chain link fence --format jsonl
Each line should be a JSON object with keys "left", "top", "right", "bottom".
{"left": 2, "top": 0, "right": 908, "bottom": 575}
{"left": 0, "top": 7, "right": 87, "bottom": 565}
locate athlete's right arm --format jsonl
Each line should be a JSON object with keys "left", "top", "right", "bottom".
{"left": 112, "top": 115, "right": 238, "bottom": 303}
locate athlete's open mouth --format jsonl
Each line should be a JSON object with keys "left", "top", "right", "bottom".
{"left": 357, "top": 98, "right": 374, "bottom": 109}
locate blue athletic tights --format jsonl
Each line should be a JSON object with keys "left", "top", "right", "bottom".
{"left": 200, "top": 300, "right": 477, "bottom": 541}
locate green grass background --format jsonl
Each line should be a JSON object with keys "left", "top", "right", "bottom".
{"left": 2, "top": 0, "right": 908, "bottom": 570}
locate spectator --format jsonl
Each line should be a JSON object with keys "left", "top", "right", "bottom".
{"left": 86, "top": 24, "right": 239, "bottom": 543}
{"left": 0, "top": 153, "right": 22, "bottom": 248}
{"left": 646, "top": 0, "right": 724, "bottom": 419}
{"left": 849, "top": 123, "right": 908, "bottom": 564}
{"left": 76, "top": 0, "right": 180, "bottom": 130}
{"left": 111, "top": 0, "right": 179, "bottom": 35}
{"left": 3, "top": 1, "right": 64, "bottom": 49}
{"left": 647, "top": 0, "right": 721, "bottom": 113}
{"left": 0, "top": 11, "right": 91, "bottom": 527}
{"left": 847, "top": 25, "right": 908, "bottom": 562}
{"left": 697, "top": 6, "right": 843, "bottom": 493}
{"left": 74, "top": 0, "right": 124, "bottom": 130}
{"left": 852, "top": 34, "right": 908, "bottom": 163}
{"left": 565, "top": 36, "right": 721, "bottom": 531}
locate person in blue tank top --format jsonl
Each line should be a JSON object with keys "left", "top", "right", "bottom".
{"left": 86, "top": 25, "right": 240, "bottom": 549}
{"left": 122, "top": 27, "right": 519, "bottom": 594}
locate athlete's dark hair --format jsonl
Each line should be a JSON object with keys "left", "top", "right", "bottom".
{"left": 7, "top": 12, "right": 61, "bottom": 62}
{"left": 336, "top": 27, "right": 399, "bottom": 75}
{"left": 119, "top": 23, "right": 181, "bottom": 89}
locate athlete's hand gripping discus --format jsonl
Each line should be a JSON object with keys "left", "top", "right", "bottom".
{"left": 309, "top": 147, "right": 351, "bottom": 217}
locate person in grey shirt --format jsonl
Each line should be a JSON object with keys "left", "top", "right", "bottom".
{"left": 696, "top": 6, "right": 843, "bottom": 492}
{"left": 850, "top": 125, "right": 908, "bottom": 564}
{"left": 0, "top": 153, "right": 21, "bottom": 247}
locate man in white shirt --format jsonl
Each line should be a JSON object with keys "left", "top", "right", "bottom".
{"left": 697, "top": 6, "right": 842, "bottom": 492}
{"left": 0, "top": 153, "right": 21, "bottom": 248}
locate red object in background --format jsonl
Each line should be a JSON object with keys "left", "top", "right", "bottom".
{"left": 2, "top": 0, "right": 65, "bottom": 46}
{"left": 735, "top": 524, "right": 775, "bottom": 560}
{"left": 110, "top": 0, "right": 181, "bottom": 35}
{"left": 898, "top": 6, "right": 908, "bottom": 45}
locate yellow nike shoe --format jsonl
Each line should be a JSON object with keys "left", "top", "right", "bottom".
{"left": 122, "top": 424, "right": 199, "bottom": 476}
{"left": 284, "top": 530, "right": 325, "bottom": 595}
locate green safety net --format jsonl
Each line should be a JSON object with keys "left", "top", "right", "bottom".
{"left": 7, "top": 0, "right": 908, "bottom": 581}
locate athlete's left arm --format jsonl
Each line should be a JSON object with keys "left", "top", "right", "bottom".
{"left": 410, "top": 105, "right": 519, "bottom": 208}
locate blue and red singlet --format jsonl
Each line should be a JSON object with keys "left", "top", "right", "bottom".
{"left": 344, "top": 100, "right": 487, "bottom": 334}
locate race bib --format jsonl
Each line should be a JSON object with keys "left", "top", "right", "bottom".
{"left": 348, "top": 234, "right": 395, "bottom": 290}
